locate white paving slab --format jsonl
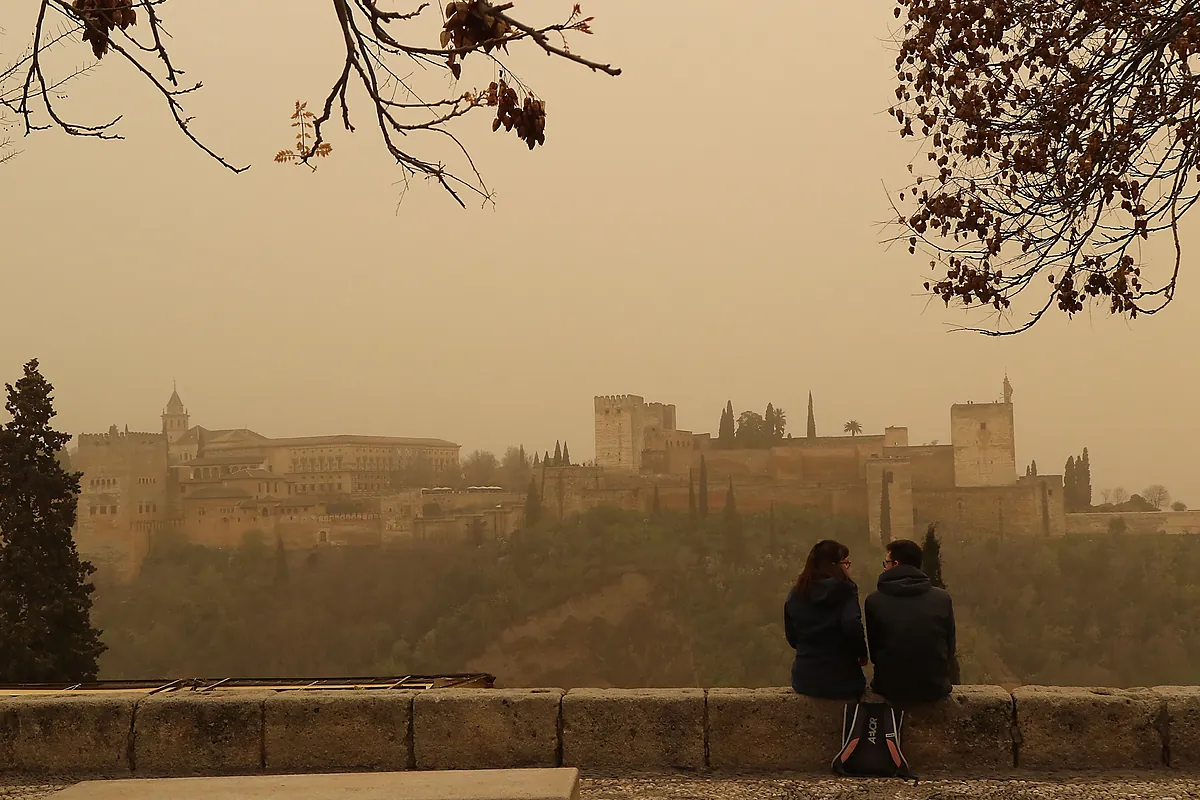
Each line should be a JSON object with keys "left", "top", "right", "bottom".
{"left": 49, "top": 769, "right": 580, "bottom": 800}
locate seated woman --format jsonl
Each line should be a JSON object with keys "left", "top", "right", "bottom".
{"left": 784, "top": 539, "right": 868, "bottom": 699}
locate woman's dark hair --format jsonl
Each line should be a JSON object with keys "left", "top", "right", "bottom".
{"left": 794, "top": 539, "right": 854, "bottom": 596}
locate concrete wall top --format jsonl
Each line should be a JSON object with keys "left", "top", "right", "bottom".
{"left": 1, "top": 685, "right": 1197, "bottom": 779}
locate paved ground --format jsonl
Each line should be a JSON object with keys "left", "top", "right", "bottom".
{"left": 582, "top": 775, "right": 1200, "bottom": 799}
{"left": 3, "top": 775, "right": 1199, "bottom": 799}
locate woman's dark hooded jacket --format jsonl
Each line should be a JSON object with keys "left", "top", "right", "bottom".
{"left": 784, "top": 578, "right": 868, "bottom": 699}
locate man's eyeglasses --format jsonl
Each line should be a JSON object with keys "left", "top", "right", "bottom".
{"left": 882, "top": 559, "right": 897, "bottom": 568}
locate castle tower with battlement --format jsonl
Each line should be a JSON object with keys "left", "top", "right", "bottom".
{"left": 949, "top": 375, "right": 1017, "bottom": 488}
{"left": 594, "top": 395, "right": 681, "bottom": 473}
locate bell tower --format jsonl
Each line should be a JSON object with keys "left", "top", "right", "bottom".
{"left": 162, "top": 382, "right": 189, "bottom": 444}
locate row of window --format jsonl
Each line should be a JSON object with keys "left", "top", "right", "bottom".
{"left": 88, "top": 503, "right": 158, "bottom": 515}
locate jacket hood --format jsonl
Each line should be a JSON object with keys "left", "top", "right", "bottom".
{"left": 792, "top": 577, "right": 857, "bottom": 608}
{"left": 877, "top": 564, "right": 932, "bottom": 597}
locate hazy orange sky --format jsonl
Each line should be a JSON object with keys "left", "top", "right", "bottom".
{"left": 2, "top": 1, "right": 1196, "bottom": 503}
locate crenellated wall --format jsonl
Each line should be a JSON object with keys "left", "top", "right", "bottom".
{"left": 0, "top": 685, "right": 1195, "bottom": 778}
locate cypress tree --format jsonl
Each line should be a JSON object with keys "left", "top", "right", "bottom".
{"left": 698, "top": 456, "right": 709, "bottom": 519}
{"left": 0, "top": 360, "right": 105, "bottom": 681}
{"left": 553, "top": 441, "right": 562, "bottom": 467}
{"left": 652, "top": 484, "right": 661, "bottom": 516}
{"left": 806, "top": 392, "right": 817, "bottom": 439}
{"left": 562, "top": 442, "right": 571, "bottom": 467}
{"left": 719, "top": 402, "right": 736, "bottom": 448}
{"left": 273, "top": 536, "right": 289, "bottom": 587}
{"left": 724, "top": 478, "right": 739, "bottom": 525}
{"left": 921, "top": 524, "right": 960, "bottom": 683}
{"left": 519, "top": 445, "right": 526, "bottom": 465}
{"left": 880, "top": 470, "right": 892, "bottom": 545}
{"left": 533, "top": 452, "right": 540, "bottom": 467}
{"left": 1080, "top": 448, "right": 1092, "bottom": 509}
{"left": 687, "top": 469, "right": 697, "bottom": 528}
{"left": 765, "top": 403, "right": 775, "bottom": 445}
{"left": 525, "top": 475, "right": 542, "bottom": 527}
{"left": 1070, "top": 455, "right": 1080, "bottom": 513}
{"left": 1031, "top": 460, "right": 1038, "bottom": 476}
{"left": 724, "top": 478, "right": 745, "bottom": 563}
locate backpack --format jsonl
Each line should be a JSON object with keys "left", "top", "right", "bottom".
{"left": 831, "top": 702, "right": 917, "bottom": 782}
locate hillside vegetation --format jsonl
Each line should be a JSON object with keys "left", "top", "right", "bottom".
{"left": 92, "top": 508, "right": 1200, "bottom": 688}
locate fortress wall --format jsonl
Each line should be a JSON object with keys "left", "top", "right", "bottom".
{"left": 0, "top": 685, "right": 1193, "bottom": 778}
{"left": 1066, "top": 510, "right": 1200, "bottom": 536}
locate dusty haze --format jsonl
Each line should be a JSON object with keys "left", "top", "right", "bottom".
{"left": 1, "top": 0, "right": 1195, "bottom": 503}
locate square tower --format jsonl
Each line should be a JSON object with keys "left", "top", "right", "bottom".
{"left": 950, "top": 401, "right": 1017, "bottom": 487}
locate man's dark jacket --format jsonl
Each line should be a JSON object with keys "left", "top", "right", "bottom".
{"left": 864, "top": 565, "right": 956, "bottom": 705}
{"left": 784, "top": 578, "right": 868, "bottom": 699}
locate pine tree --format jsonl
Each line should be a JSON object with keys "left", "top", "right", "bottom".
{"left": 806, "top": 392, "right": 817, "bottom": 439}
{"left": 0, "top": 360, "right": 105, "bottom": 681}
{"left": 553, "top": 441, "right": 562, "bottom": 467}
{"left": 688, "top": 469, "right": 697, "bottom": 528}
{"left": 652, "top": 484, "right": 661, "bottom": 516}
{"left": 562, "top": 442, "right": 571, "bottom": 467}
{"left": 698, "top": 456, "right": 709, "bottom": 519}
{"left": 525, "top": 475, "right": 542, "bottom": 527}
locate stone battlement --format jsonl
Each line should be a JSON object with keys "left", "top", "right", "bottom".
{"left": 593, "top": 395, "right": 645, "bottom": 412}
{"left": 77, "top": 431, "right": 165, "bottom": 448}
{"left": 0, "top": 685, "right": 1195, "bottom": 778}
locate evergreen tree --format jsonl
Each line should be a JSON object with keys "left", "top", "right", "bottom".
{"left": 880, "top": 471, "right": 892, "bottom": 545}
{"left": 543, "top": 451, "right": 550, "bottom": 467}
{"left": 1031, "top": 460, "right": 1038, "bottom": 477}
{"left": 921, "top": 523, "right": 960, "bottom": 684}
{"left": 723, "top": 478, "right": 739, "bottom": 526}
{"left": 719, "top": 402, "right": 736, "bottom": 448}
{"left": 687, "top": 469, "right": 697, "bottom": 528}
{"left": 765, "top": 403, "right": 775, "bottom": 443}
{"left": 652, "top": 484, "right": 661, "bottom": 516}
{"left": 562, "top": 442, "right": 571, "bottom": 467}
{"left": 0, "top": 360, "right": 105, "bottom": 681}
{"left": 1064, "top": 456, "right": 1077, "bottom": 511}
{"left": 698, "top": 456, "right": 709, "bottom": 519}
{"left": 1080, "top": 448, "right": 1092, "bottom": 509}
{"left": 273, "top": 536, "right": 289, "bottom": 587}
{"left": 533, "top": 452, "right": 540, "bottom": 467}
{"left": 723, "top": 478, "right": 745, "bottom": 562}
{"left": 525, "top": 476, "right": 542, "bottom": 527}
{"left": 806, "top": 392, "right": 817, "bottom": 439}
{"left": 519, "top": 445, "right": 526, "bottom": 466}
{"left": 553, "top": 441, "right": 562, "bottom": 467}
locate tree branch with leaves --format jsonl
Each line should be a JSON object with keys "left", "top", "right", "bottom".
{"left": 889, "top": 0, "right": 1198, "bottom": 334}
{"left": 5, "top": 0, "right": 619, "bottom": 205}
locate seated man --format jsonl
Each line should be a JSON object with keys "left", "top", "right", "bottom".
{"left": 864, "top": 539, "right": 956, "bottom": 705}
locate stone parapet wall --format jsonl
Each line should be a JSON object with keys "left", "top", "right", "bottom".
{"left": 0, "top": 685, "right": 1195, "bottom": 778}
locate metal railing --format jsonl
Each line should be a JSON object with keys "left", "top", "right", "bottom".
{"left": 0, "top": 673, "right": 495, "bottom": 696}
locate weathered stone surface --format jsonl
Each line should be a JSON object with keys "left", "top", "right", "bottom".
{"left": 706, "top": 688, "right": 844, "bottom": 772}
{"left": 414, "top": 688, "right": 563, "bottom": 770}
{"left": 52, "top": 769, "right": 581, "bottom": 800}
{"left": 562, "top": 689, "right": 703, "bottom": 772}
{"left": 1014, "top": 686, "right": 1163, "bottom": 771}
{"left": 134, "top": 692, "right": 267, "bottom": 776}
{"left": 0, "top": 695, "right": 134, "bottom": 776}
{"left": 900, "top": 686, "right": 1013, "bottom": 773}
{"left": 264, "top": 691, "right": 416, "bottom": 773}
{"left": 1152, "top": 686, "right": 1200, "bottom": 771}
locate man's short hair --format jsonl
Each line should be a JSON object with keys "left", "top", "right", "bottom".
{"left": 887, "top": 539, "right": 922, "bottom": 568}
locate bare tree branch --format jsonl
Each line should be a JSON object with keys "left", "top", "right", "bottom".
{"left": 3, "top": 0, "right": 620, "bottom": 200}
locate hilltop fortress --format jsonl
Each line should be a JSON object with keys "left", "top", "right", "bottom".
{"left": 541, "top": 376, "right": 1065, "bottom": 542}
{"left": 72, "top": 387, "right": 525, "bottom": 579}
